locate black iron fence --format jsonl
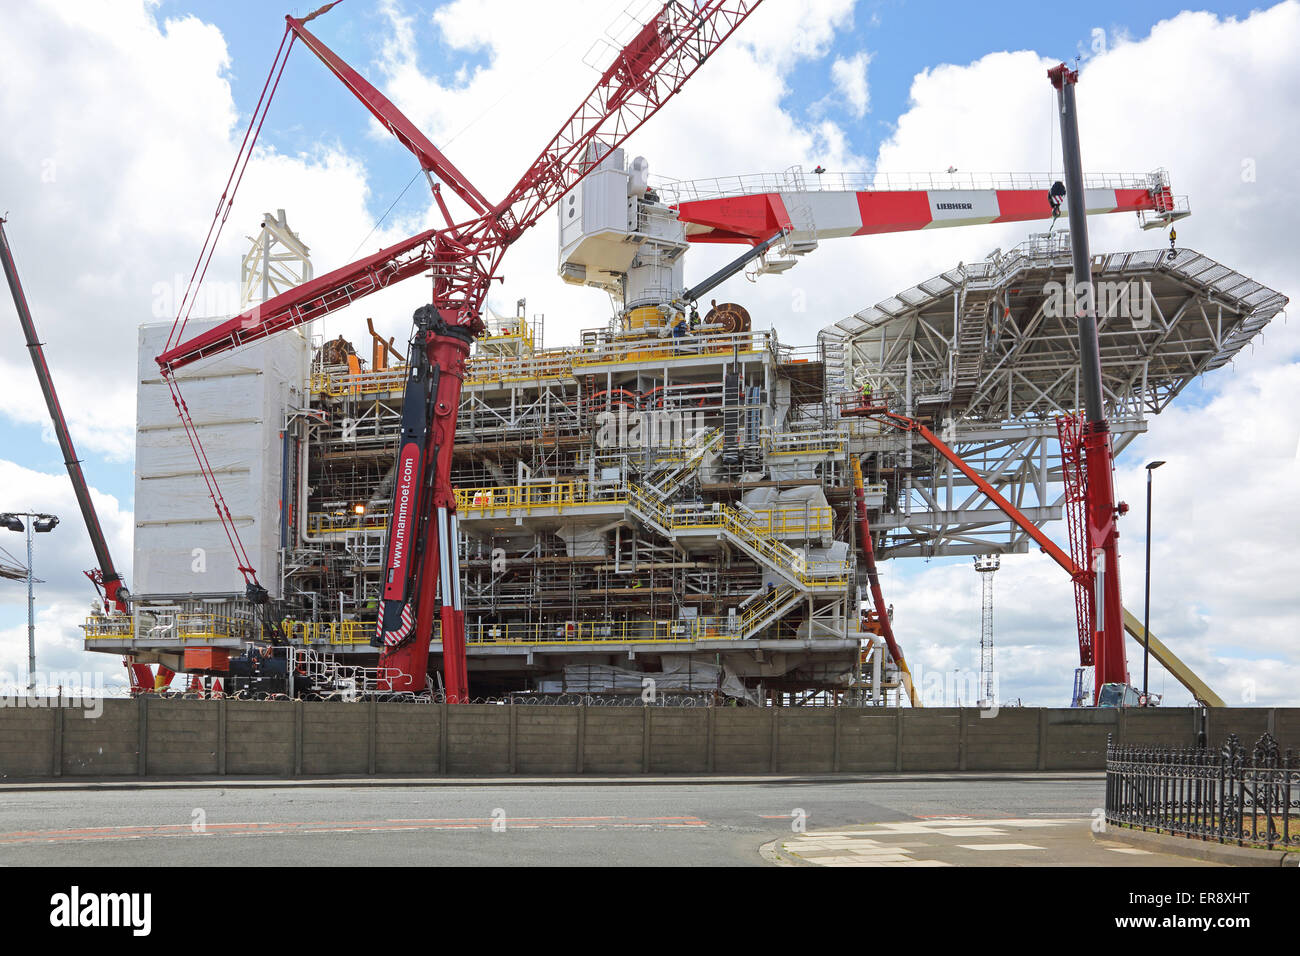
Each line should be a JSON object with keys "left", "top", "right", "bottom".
{"left": 1106, "top": 732, "right": 1300, "bottom": 851}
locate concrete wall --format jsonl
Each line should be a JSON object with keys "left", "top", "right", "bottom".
{"left": 2, "top": 700, "right": 1298, "bottom": 779}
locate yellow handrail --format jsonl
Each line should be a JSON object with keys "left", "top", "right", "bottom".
{"left": 81, "top": 613, "right": 259, "bottom": 643}
{"left": 309, "top": 331, "right": 776, "bottom": 397}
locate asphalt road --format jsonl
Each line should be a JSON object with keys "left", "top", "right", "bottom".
{"left": 0, "top": 774, "right": 1202, "bottom": 866}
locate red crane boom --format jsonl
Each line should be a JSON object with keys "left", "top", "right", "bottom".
{"left": 157, "top": 1, "right": 768, "bottom": 700}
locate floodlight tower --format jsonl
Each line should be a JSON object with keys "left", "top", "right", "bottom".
{"left": 1, "top": 511, "right": 60, "bottom": 693}
{"left": 973, "top": 553, "right": 1000, "bottom": 707}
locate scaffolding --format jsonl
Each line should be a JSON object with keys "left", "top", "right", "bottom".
{"left": 250, "top": 313, "right": 868, "bottom": 700}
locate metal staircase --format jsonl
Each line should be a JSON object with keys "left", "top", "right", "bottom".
{"left": 950, "top": 281, "right": 994, "bottom": 410}
{"left": 734, "top": 583, "right": 803, "bottom": 637}
{"left": 645, "top": 427, "right": 722, "bottom": 497}
{"left": 624, "top": 482, "right": 847, "bottom": 592}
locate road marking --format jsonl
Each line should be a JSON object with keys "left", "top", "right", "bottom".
{"left": 955, "top": 843, "right": 1046, "bottom": 851}
{"left": 0, "top": 815, "right": 709, "bottom": 846}
{"left": 782, "top": 817, "right": 1080, "bottom": 867}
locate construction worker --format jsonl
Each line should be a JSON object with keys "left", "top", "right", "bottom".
{"left": 670, "top": 313, "right": 688, "bottom": 353}
{"left": 860, "top": 381, "right": 873, "bottom": 405}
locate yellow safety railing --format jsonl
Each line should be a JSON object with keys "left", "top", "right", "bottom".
{"left": 454, "top": 479, "right": 832, "bottom": 539}
{"left": 82, "top": 613, "right": 257, "bottom": 643}
{"left": 283, "top": 619, "right": 374, "bottom": 646}
{"left": 466, "top": 351, "right": 573, "bottom": 385}
{"left": 456, "top": 481, "right": 627, "bottom": 516}
{"left": 86, "top": 608, "right": 803, "bottom": 648}
{"left": 745, "top": 507, "right": 834, "bottom": 537}
{"left": 572, "top": 329, "right": 770, "bottom": 368}
{"left": 310, "top": 367, "right": 406, "bottom": 397}
{"left": 84, "top": 613, "right": 760, "bottom": 648}
{"left": 763, "top": 429, "right": 846, "bottom": 456}
{"left": 625, "top": 482, "right": 848, "bottom": 589}
{"left": 306, "top": 510, "right": 393, "bottom": 535}
{"left": 82, "top": 617, "right": 134, "bottom": 639}
{"left": 175, "top": 614, "right": 252, "bottom": 641}
{"left": 693, "top": 584, "right": 802, "bottom": 639}
{"left": 272, "top": 618, "right": 748, "bottom": 646}
{"left": 308, "top": 330, "right": 776, "bottom": 398}
{"left": 479, "top": 320, "right": 535, "bottom": 354}
{"left": 463, "top": 618, "right": 741, "bottom": 645}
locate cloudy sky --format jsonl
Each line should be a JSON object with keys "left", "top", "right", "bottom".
{"left": 0, "top": 0, "right": 1295, "bottom": 705}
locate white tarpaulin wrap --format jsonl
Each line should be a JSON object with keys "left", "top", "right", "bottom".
{"left": 740, "top": 485, "right": 829, "bottom": 511}
{"left": 134, "top": 319, "right": 308, "bottom": 597}
{"left": 805, "top": 540, "right": 849, "bottom": 574}
{"left": 556, "top": 522, "right": 615, "bottom": 558}
{"left": 768, "top": 458, "right": 818, "bottom": 480}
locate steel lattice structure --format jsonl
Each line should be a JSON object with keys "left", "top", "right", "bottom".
{"left": 820, "top": 232, "right": 1287, "bottom": 560}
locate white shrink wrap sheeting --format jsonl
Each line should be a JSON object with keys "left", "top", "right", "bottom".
{"left": 740, "top": 486, "right": 778, "bottom": 510}
{"left": 741, "top": 485, "right": 829, "bottom": 510}
{"left": 133, "top": 319, "right": 309, "bottom": 598}
{"left": 775, "top": 485, "right": 829, "bottom": 510}
{"left": 768, "top": 459, "right": 819, "bottom": 480}
{"left": 805, "top": 540, "right": 850, "bottom": 574}
{"left": 557, "top": 522, "right": 614, "bottom": 557}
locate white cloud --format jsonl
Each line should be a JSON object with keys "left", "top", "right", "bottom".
{"left": 831, "top": 50, "right": 873, "bottom": 117}
{"left": 0, "top": 2, "right": 383, "bottom": 462}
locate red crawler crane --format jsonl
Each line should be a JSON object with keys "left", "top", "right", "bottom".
{"left": 155, "top": 1, "right": 768, "bottom": 700}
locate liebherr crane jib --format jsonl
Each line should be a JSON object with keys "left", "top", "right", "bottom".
{"left": 668, "top": 170, "right": 1185, "bottom": 247}
{"left": 157, "top": 1, "right": 770, "bottom": 700}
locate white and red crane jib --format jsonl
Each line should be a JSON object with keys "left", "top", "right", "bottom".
{"left": 675, "top": 187, "right": 1156, "bottom": 244}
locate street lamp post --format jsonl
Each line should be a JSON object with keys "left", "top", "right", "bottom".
{"left": 2, "top": 512, "right": 59, "bottom": 694}
{"left": 1142, "top": 463, "right": 1165, "bottom": 703}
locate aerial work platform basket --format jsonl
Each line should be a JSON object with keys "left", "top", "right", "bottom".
{"left": 836, "top": 389, "right": 893, "bottom": 418}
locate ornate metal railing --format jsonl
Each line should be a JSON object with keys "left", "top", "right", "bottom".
{"left": 1106, "top": 732, "right": 1300, "bottom": 851}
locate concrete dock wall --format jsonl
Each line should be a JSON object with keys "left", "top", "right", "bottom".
{"left": 1, "top": 701, "right": 1296, "bottom": 779}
